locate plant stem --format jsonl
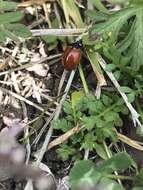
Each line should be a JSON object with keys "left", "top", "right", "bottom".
{"left": 103, "top": 141, "right": 122, "bottom": 186}
{"left": 106, "top": 174, "right": 134, "bottom": 181}
{"left": 78, "top": 64, "right": 89, "bottom": 94}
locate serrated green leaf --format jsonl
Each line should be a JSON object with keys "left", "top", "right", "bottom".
{"left": 117, "top": 19, "right": 135, "bottom": 52}
{"left": 102, "top": 95, "right": 113, "bottom": 106}
{"left": 0, "top": 1, "right": 17, "bottom": 11}
{"left": 103, "top": 111, "right": 119, "bottom": 122}
{"left": 128, "top": 8, "right": 143, "bottom": 70}
{"left": 52, "top": 119, "right": 72, "bottom": 132}
{"left": 81, "top": 133, "right": 96, "bottom": 150}
{"left": 95, "top": 118, "right": 104, "bottom": 128}
{"left": 0, "top": 11, "right": 23, "bottom": 24}
{"left": 82, "top": 116, "right": 97, "bottom": 130}
{"left": 63, "top": 101, "right": 73, "bottom": 115}
{"left": 91, "top": 7, "right": 136, "bottom": 34}
{"left": 71, "top": 91, "right": 84, "bottom": 110}
{"left": 57, "top": 144, "right": 76, "bottom": 161}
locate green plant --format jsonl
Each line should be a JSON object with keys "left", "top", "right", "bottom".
{"left": 52, "top": 92, "right": 127, "bottom": 160}
{"left": 69, "top": 152, "right": 137, "bottom": 190}
{"left": 0, "top": 1, "right": 31, "bottom": 42}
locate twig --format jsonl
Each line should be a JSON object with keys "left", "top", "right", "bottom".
{"left": 35, "top": 70, "right": 76, "bottom": 165}
{"left": 48, "top": 125, "right": 82, "bottom": 150}
{"left": 21, "top": 101, "right": 31, "bottom": 164}
{"left": 31, "top": 28, "right": 87, "bottom": 36}
{"left": 57, "top": 69, "right": 68, "bottom": 96}
{"left": 32, "top": 111, "right": 55, "bottom": 146}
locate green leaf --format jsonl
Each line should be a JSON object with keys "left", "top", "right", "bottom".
{"left": 132, "top": 188, "right": 143, "bottom": 190}
{"left": 135, "top": 169, "right": 143, "bottom": 185}
{"left": 117, "top": 19, "right": 135, "bottom": 52}
{"left": 106, "top": 64, "right": 116, "bottom": 71}
{"left": 98, "top": 177, "right": 125, "bottom": 190}
{"left": 82, "top": 116, "right": 97, "bottom": 130}
{"left": 102, "top": 127, "right": 117, "bottom": 142}
{"left": 90, "top": 0, "right": 108, "bottom": 13}
{"left": 6, "top": 23, "right": 31, "bottom": 38}
{"left": 0, "top": 1, "right": 17, "bottom": 11}
{"left": 127, "top": 92, "right": 135, "bottom": 102}
{"left": 130, "top": 0, "right": 143, "bottom": 4}
{"left": 128, "top": 8, "right": 143, "bottom": 70}
{"left": 69, "top": 160, "right": 101, "bottom": 188}
{"left": 102, "top": 95, "right": 113, "bottom": 106}
{"left": 62, "top": 0, "right": 84, "bottom": 27}
{"left": 91, "top": 7, "right": 136, "bottom": 34}
{"left": 86, "top": 10, "right": 108, "bottom": 21}
{"left": 71, "top": 91, "right": 84, "bottom": 110}
{"left": 114, "top": 70, "right": 121, "bottom": 79}
{"left": 81, "top": 133, "right": 96, "bottom": 150}
{"left": 57, "top": 144, "right": 76, "bottom": 161}
{"left": 94, "top": 143, "right": 108, "bottom": 159}
{"left": 95, "top": 118, "right": 104, "bottom": 128}
{"left": 0, "top": 26, "right": 19, "bottom": 41}
{"left": 63, "top": 101, "right": 73, "bottom": 115}
{"left": 52, "top": 119, "right": 72, "bottom": 132}
{"left": 103, "top": 111, "right": 119, "bottom": 122}
{"left": 96, "top": 152, "right": 134, "bottom": 173}
{"left": 42, "top": 35, "right": 57, "bottom": 44}
{"left": 120, "top": 86, "right": 133, "bottom": 93}
{"left": 0, "top": 12, "right": 23, "bottom": 24}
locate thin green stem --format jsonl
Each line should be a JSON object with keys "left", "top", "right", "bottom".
{"left": 103, "top": 141, "right": 112, "bottom": 158}
{"left": 78, "top": 64, "right": 89, "bottom": 94}
{"left": 106, "top": 174, "right": 134, "bottom": 181}
{"left": 103, "top": 141, "right": 122, "bottom": 186}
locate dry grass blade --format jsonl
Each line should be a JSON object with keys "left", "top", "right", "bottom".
{"left": 48, "top": 125, "right": 83, "bottom": 150}
{"left": 35, "top": 70, "right": 76, "bottom": 166}
{"left": 117, "top": 132, "right": 143, "bottom": 151}
{"left": 31, "top": 28, "right": 87, "bottom": 36}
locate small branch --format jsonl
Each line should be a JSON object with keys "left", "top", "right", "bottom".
{"left": 31, "top": 28, "right": 87, "bottom": 36}
{"left": 35, "top": 70, "right": 76, "bottom": 165}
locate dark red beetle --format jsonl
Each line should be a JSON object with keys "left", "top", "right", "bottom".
{"left": 61, "top": 40, "right": 83, "bottom": 71}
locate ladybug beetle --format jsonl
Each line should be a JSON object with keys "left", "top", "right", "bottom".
{"left": 61, "top": 40, "right": 83, "bottom": 71}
